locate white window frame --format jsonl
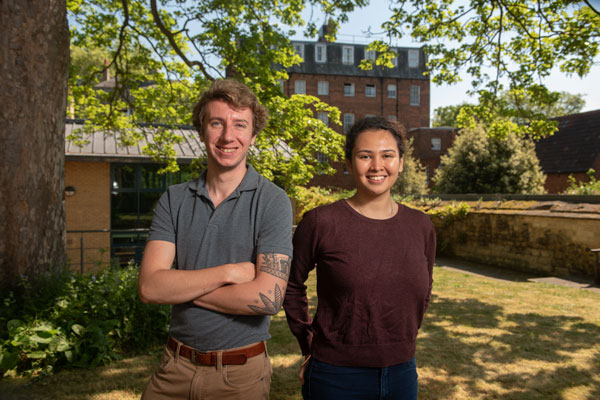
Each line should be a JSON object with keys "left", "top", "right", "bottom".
{"left": 410, "top": 85, "right": 420, "bottom": 106}
{"left": 388, "top": 115, "right": 397, "bottom": 121}
{"left": 391, "top": 48, "right": 398, "bottom": 67}
{"left": 431, "top": 138, "right": 442, "bottom": 151}
{"left": 342, "top": 45, "right": 354, "bottom": 65}
{"left": 365, "top": 84, "right": 376, "bottom": 97}
{"left": 293, "top": 43, "right": 305, "bottom": 61}
{"left": 317, "top": 111, "right": 329, "bottom": 126}
{"left": 408, "top": 49, "right": 419, "bottom": 68}
{"left": 294, "top": 80, "right": 306, "bottom": 94}
{"left": 315, "top": 44, "right": 327, "bottom": 63}
{"left": 343, "top": 113, "right": 355, "bottom": 133}
{"left": 317, "top": 81, "right": 329, "bottom": 95}
{"left": 317, "top": 152, "right": 329, "bottom": 163}
{"left": 387, "top": 84, "right": 397, "bottom": 99}
{"left": 365, "top": 49, "right": 376, "bottom": 61}
{"left": 344, "top": 83, "right": 355, "bottom": 97}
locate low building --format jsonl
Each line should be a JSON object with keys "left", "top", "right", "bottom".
{"left": 535, "top": 109, "right": 600, "bottom": 193}
{"left": 64, "top": 120, "right": 204, "bottom": 272}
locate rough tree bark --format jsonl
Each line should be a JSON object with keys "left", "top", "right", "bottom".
{"left": 0, "top": 0, "right": 70, "bottom": 288}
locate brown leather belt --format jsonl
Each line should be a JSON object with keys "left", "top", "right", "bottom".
{"left": 167, "top": 336, "right": 265, "bottom": 366}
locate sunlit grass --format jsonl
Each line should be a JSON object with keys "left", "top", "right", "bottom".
{"left": 2, "top": 267, "right": 599, "bottom": 399}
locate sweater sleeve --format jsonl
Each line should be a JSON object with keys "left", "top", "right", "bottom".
{"left": 422, "top": 217, "right": 436, "bottom": 317}
{"left": 283, "top": 209, "right": 318, "bottom": 356}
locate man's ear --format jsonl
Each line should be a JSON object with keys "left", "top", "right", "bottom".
{"left": 250, "top": 134, "right": 256, "bottom": 146}
{"left": 399, "top": 156, "right": 404, "bottom": 173}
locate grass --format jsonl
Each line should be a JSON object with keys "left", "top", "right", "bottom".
{"left": 2, "top": 267, "right": 599, "bottom": 399}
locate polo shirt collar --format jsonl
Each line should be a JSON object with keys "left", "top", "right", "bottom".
{"left": 189, "top": 164, "right": 259, "bottom": 200}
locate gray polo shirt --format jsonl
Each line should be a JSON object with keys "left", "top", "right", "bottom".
{"left": 147, "top": 165, "right": 293, "bottom": 351}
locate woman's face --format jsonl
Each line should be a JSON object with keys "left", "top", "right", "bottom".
{"left": 347, "top": 129, "right": 403, "bottom": 198}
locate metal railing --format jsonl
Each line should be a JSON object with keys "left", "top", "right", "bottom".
{"left": 66, "top": 229, "right": 149, "bottom": 273}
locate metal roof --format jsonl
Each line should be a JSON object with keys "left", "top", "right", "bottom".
{"left": 65, "top": 121, "right": 205, "bottom": 163}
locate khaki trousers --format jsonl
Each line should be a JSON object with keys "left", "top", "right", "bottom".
{"left": 141, "top": 341, "right": 272, "bottom": 400}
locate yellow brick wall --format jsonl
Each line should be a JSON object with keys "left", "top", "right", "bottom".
{"left": 433, "top": 210, "right": 600, "bottom": 278}
{"left": 64, "top": 160, "right": 111, "bottom": 273}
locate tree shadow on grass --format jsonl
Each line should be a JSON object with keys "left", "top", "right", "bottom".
{"left": 418, "top": 295, "right": 600, "bottom": 399}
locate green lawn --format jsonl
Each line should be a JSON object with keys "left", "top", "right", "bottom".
{"left": 2, "top": 266, "right": 599, "bottom": 399}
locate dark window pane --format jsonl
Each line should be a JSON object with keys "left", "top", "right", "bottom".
{"left": 113, "top": 165, "right": 136, "bottom": 190}
{"left": 141, "top": 165, "right": 164, "bottom": 189}
{"left": 139, "top": 192, "right": 162, "bottom": 228}
{"left": 111, "top": 192, "right": 138, "bottom": 229}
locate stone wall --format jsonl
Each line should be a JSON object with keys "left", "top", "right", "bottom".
{"left": 431, "top": 201, "right": 600, "bottom": 278}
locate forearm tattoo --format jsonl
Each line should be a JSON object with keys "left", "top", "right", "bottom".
{"left": 248, "top": 283, "right": 283, "bottom": 314}
{"left": 259, "top": 253, "right": 291, "bottom": 280}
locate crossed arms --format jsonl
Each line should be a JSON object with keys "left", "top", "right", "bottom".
{"left": 138, "top": 240, "right": 291, "bottom": 315}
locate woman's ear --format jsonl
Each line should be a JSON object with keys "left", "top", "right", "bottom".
{"left": 345, "top": 158, "right": 353, "bottom": 175}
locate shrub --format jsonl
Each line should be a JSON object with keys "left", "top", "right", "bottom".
{"left": 0, "top": 264, "right": 170, "bottom": 377}
{"left": 564, "top": 169, "right": 600, "bottom": 195}
{"left": 294, "top": 186, "right": 354, "bottom": 220}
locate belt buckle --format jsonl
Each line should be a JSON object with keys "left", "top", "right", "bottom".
{"left": 190, "top": 349, "right": 196, "bottom": 364}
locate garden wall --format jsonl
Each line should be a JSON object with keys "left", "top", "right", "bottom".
{"left": 431, "top": 201, "right": 600, "bottom": 278}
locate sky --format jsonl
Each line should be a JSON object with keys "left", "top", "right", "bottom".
{"left": 291, "top": 0, "right": 600, "bottom": 115}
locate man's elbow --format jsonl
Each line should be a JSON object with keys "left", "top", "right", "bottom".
{"left": 138, "top": 281, "right": 158, "bottom": 304}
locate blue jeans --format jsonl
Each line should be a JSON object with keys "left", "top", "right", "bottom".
{"left": 302, "top": 357, "right": 418, "bottom": 400}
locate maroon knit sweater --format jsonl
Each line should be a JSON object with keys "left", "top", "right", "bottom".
{"left": 283, "top": 200, "right": 436, "bottom": 367}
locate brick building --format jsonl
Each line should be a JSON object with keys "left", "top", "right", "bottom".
{"left": 535, "top": 109, "right": 600, "bottom": 193}
{"left": 285, "top": 29, "right": 430, "bottom": 189}
{"left": 64, "top": 121, "right": 203, "bottom": 272}
{"left": 407, "top": 127, "right": 456, "bottom": 188}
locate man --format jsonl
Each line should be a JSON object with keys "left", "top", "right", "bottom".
{"left": 139, "top": 79, "right": 293, "bottom": 400}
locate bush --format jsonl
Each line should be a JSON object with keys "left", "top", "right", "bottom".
{"left": 564, "top": 169, "right": 600, "bottom": 195}
{"left": 0, "top": 264, "right": 170, "bottom": 377}
{"left": 294, "top": 186, "right": 355, "bottom": 220}
{"left": 432, "top": 124, "right": 546, "bottom": 194}
{"left": 393, "top": 137, "right": 429, "bottom": 196}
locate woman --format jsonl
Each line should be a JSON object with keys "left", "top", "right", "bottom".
{"left": 283, "top": 117, "right": 436, "bottom": 399}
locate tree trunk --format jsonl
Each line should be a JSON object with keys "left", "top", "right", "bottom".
{"left": 0, "top": 0, "right": 69, "bottom": 288}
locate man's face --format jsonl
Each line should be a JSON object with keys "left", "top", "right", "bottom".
{"left": 201, "top": 99, "right": 255, "bottom": 173}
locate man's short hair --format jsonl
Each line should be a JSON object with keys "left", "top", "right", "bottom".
{"left": 192, "top": 79, "right": 269, "bottom": 137}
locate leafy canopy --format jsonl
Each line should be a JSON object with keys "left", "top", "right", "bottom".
{"left": 66, "top": 0, "right": 368, "bottom": 194}
{"left": 372, "top": 0, "right": 599, "bottom": 138}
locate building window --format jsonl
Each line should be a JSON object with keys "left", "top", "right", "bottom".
{"left": 315, "top": 44, "right": 327, "bottom": 63}
{"left": 317, "top": 152, "right": 329, "bottom": 163}
{"left": 425, "top": 165, "right": 430, "bottom": 186}
{"left": 408, "top": 49, "right": 419, "bottom": 68}
{"left": 317, "top": 80, "right": 329, "bottom": 95}
{"left": 365, "top": 49, "right": 376, "bottom": 61}
{"left": 365, "top": 84, "right": 376, "bottom": 97}
{"left": 293, "top": 43, "right": 304, "bottom": 61}
{"left": 388, "top": 115, "right": 397, "bottom": 121}
{"left": 391, "top": 49, "right": 398, "bottom": 67}
{"left": 387, "top": 84, "right": 397, "bottom": 98}
{"left": 110, "top": 163, "right": 196, "bottom": 264}
{"left": 342, "top": 45, "right": 354, "bottom": 64}
{"left": 410, "top": 85, "right": 420, "bottom": 106}
{"left": 343, "top": 113, "right": 355, "bottom": 133}
{"left": 317, "top": 111, "right": 329, "bottom": 126}
{"left": 278, "top": 79, "right": 284, "bottom": 93}
{"left": 294, "top": 80, "right": 306, "bottom": 94}
{"left": 344, "top": 83, "right": 355, "bottom": 96}
{"left": 431, "top": 138, "right": 442, "bottom": 151}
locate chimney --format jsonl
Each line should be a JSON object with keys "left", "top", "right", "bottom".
{"left": 318, "top": 20, "right": 336, "bottom": 42}
{"left": 102, "top": 59, "right": 110, "bottom": 82}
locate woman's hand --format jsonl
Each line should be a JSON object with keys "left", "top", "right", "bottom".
{"left": 299, "top": 354, "right": 311, "bottom": 385}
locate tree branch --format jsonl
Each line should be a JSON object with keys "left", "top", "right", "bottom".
{"left": 149, "top": 0, "right": 214, "bottom": 80}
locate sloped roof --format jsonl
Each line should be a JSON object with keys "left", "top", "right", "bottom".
{"left": 65, "top": 120, "right": 205, "bottom": 163}
{"left": 535, "top": 109, "right": 600, "bottom": 174}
